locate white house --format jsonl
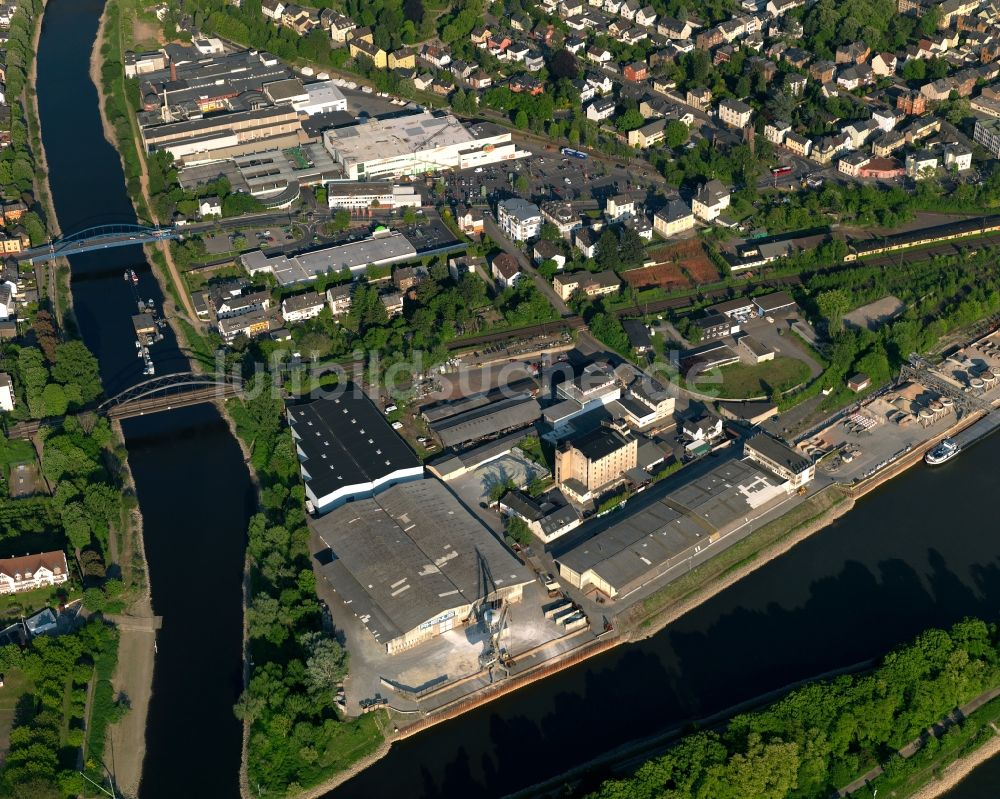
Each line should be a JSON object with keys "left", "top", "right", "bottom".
{"left": 0, "top": 551, "right": 70, "bottom": 596}
{"left": 491, "top": 253, "right": 523, "bottom": 289}
{"left": 0, "top": 283, "right": 13, "bottom": 321}
{"left": 497, "top": 198, "right": 542, "bottom": 241}
{"left": 905, "top": 150, "right": 939, "bottom": 179}
{"left": 0, "top": 372, "right": 13, "bottom": 412}
{"left": 199, "top": 196, "right": 222, "bottom": 217}
{"left": 944, "top": 143, "right": 972, "bottom": 171}
{"left": 281, "top": 292, "right": 326, "bottom": 323}
{"left": 691, "top": 180, "right": 731, "bottom": 222}
{"left": 586, "top": 97, "right": 617, "bottom": 122}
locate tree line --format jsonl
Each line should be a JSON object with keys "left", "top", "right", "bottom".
{"left": 227, "top": 377, "right": 382, "bottom": 794}
{"left": 589, "top": 619, "right": 1000, "bottom": 799}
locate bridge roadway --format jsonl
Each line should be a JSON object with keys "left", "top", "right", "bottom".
{"left": 5, "top": 382, "right": 240, "bottom": 439}
{"left": 20, "top": 224, "right": 180, "bottom": 264}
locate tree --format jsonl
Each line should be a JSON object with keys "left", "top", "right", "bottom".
{"left": 515, "top": 174, "right": 530, "bottom": 196}
{"left": 664, "top": 120, "right": 689, "bottom": 149}
{"left": 514, "top": 109, "right": 529, "bottom": 129}
{"left": 549, "top": 48, "right": 578, "bottom": 80}
{"left": 595, "top": 229, "right": 621, "bottom": 270}
{"left": 301, "top": 632, "right": 349, "bottom": 695}
{"left": 616, "top": 107, "right": 645, "bottom": 132}
{"left": 52, "top": 341, "right": 103, "bottom": 403}
{"left": 505, "top": 515, "right": 533, "bottom": 546}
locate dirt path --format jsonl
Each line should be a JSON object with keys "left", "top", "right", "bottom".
{"left": 108, "top": 606, "right": 156, "bottom": 798}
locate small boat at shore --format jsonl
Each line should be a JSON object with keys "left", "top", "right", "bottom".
{"left": 925, "top": 438, "right": 960, "bottom": 465}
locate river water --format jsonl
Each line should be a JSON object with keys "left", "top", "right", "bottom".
{"left": 33, "top": 2, "right": 1000, "bottom": 798}
{"left": 36, "top": 2, "right": 252, "bottom": 797}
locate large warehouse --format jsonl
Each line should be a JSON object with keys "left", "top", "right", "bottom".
{"left": 429, "top": 393, "right": 541, "bottom": 450}
{"left": 323, "top": 110, "right": 526, "bottom": 180}
{"left": 287, "top": 387, "right": 424, "bottom": 514}
{"left": 555, "top": 458, "right": 789, "bottom": 600}
{"left": 313, "top": 479, "right": 533, "bottom": 653}
{"left": 240, "top": 230, "right": 418, "bottom": 286}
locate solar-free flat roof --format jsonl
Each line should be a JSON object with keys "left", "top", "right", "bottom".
{"left": 241, "top": 233, "right": 418, "bottom": 285}
{"left": 313, "top": 479, "right": 532, "bottom": 642}
{"left": 431, "top": 394, "right": 541, "bottom": 448}
{"left": 325, "top": 110, "right": 477, "bottom": 165}
{"left": 557, "top": 458, "right": 786, "bottom": 593}
{"left": 287, "top": 386, "right": 421, "bottom": 501}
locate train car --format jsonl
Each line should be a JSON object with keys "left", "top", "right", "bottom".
{"left": 561, "top": 147, "right": 588, "bottom": 159}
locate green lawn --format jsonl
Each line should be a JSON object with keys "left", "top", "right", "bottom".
{"left": 0, "top": 584, "right": 73, "bottom": 625}
{"left": 711, "top": 356, "right": 811, "bottom": 399}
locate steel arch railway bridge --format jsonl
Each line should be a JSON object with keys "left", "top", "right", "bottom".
{"left": 5, "top": 372, "right": 244, "bottom": 439}
{"left": 20, "top": 224, "right": 180, "bottom": 264}
{"left": 98, "top": 372, "right": 243, "bottom": 420}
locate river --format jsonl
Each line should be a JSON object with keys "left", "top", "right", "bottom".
{"left": 32, "top": 2, "right": 1000, "bottom": 799}
{"left": 36, "top": 1, "right": 252, "bottom": 798}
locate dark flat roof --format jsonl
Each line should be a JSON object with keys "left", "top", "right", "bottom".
{"left": 287, "top": 385, "right": 421, "bottom": 500}
{"left": 566, "top": 426, "right": 632, "bottom": 461}
{"left": 745, "top": 433, "right": 812, "bottom": 474}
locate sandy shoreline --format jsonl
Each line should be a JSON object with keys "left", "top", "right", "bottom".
{"left": 909, "top": 731, "right": 1000, "bottom": 799}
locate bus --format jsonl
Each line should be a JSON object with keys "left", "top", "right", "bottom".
{"left": 561, "top": 147, "right": 588, "bottom": 159}
{"left": 771, "top": 165, "right": 793, "bottom": 177}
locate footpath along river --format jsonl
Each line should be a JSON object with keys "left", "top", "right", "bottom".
{"left": 32, "top": 2, "right": 1000, "bottom": 799}
{"left": 36, "top": 1, "right": 253, "bottom": 797}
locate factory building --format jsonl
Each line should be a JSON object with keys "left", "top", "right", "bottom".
{"left": 323, "top": 111, "right": 525, "bottom": 180}
{"left": 313, "top": 479, "right": 532, "bottom": 653}
{"left": 555, "top": 421, "right": 638, "bottom": 502}
{"left": 287, "top": 387, "right": 424, "bottom": 514}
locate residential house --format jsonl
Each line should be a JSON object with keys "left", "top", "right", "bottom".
{"left": 786, "top": 74, "right": 807, "bottom": 96}
{"left": 542, "top": 201, "right": 583, "bottom": 239}
{"left": 381, "top": 291, "right": 404, "bottom": 318}
{"left": 944, "top": 142, "right": 972, "bottom": 170}
{"left": 623, "top": 61, "right": 648, "bottom": 81}
{"left": 587, "top": 45, "right": 613, "bottom": 64}
{"left": 905, "top": 149, "right": 939, "bottom": 178}
{"left": 491, "top": 253, "right": 522, "bottom": 289}
{"left": 524, "top": 51, "right": 546, "bottom": 71}
{"left": 838, "top": 151, "right": 872, "bottom": 177}
{"left": 653, "top": 198, "right": 695, "bottom": 237}
{"left": 687, "top": 87, "right": 712, "bottom": 111}
{"left": 871, "top": 52, "right": 897, "bottom": 76}
{"left": 469, "top": 71, "right": 493, "bottom": 90}
{"left": 621, "top": 0, "right": 641, "bottom": 20}
{"left": 553, "top": 270, "right": 622, "bottom": 300}
{"left": 0, "top": 371, "right": 12, "bottom": 412}
{"left": 691, "top": 179, "right": 731, "bottom": 221}
{"left": 718, "top": 97, "right": 753, "bottom": 128}
{"left": 0, "top": 551, "right": 69, "bottom": 596}
{"left": 457, "top": 206, "right": 484, "bottom": 236}
{"left": 533, "top": 240, "right": 567, "bottom": 270}
{"left": 586, "top": 97, "right": 617, "bottom": 122}
{"left": 325, "top": 283, "right": 353, "bottom": 317}
{"left": 628, "top": 118, "right": 667, "bottom": 148}
{"left": 837, "top": 63, "right": 874, "bottom": 90}
{"left": 199, "top": 196, "right": 222, "bottom": 217}
{"left": 328, "top": 14, "right": 356, "bottom": 43}
{"left": 393, "top": 265, "right": 429, "bottom": 293}
{"left": 636, "top": 6, "right": 657, "bottom": 25}
{"left": 388, "top": 49, "right": 416, "bottom": 70}
{"left": 497, "top": 198, "right": 541, "bottom": 242}
{"left": 261, "top": 0, "right": 286, "bottom": 20}
{"left": 605, "top": 194, "right": 635, "bottom": 221}
{"left": 574, "top": 227, "right": 599, "bottom": 257}
{"left": 809, "top": 60, "right": 836, "bottom": 83}
{"left": 281, "top": 292, "right": 326, "bottom": 323}
{"left": 764, "top": 120, "right": 791, "bottom": 145}
{"left": 836, "top": 42, "right": 870, "bottom": 64}
{"left": 349, "top": 37, "right": 388, "bottom": 69}
{"left": 897, "top": 90, "right": 927, "bottom": 115}
{"left": 658, "top": 16, "right": 694, "bottom": 39}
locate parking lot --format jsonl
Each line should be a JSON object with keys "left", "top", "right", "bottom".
{"left": 441, "top": 147, "right": 656, "bottom": 207}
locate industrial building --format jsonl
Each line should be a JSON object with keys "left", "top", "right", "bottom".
{"left": 326, "top": 181, "right": 422, "bottom": 210}
{"left": 555, "top": 421, "right": 638, "bottom": 502}
{"left": 323, "top": 111, "right": 525, "bottom": 180}
{"left": 743, "top": 433, "right": 815, "bottom": 489}
{"left": 140, "top": 105, "right": 304, "bottom": 164}
{"left": 556, "top": 458, "right": 790, "bottom": 599}
{"left": 429, "top": 393, "right": 541, "bottom": 449}
{"left": 240, "top": 230, "right": 418, "bottom": 286}
{"left": 312, "top": 478, "right": 533, "bottom": 653}
{"left": 287, "top": 388, "right": 424, "bottom": 514}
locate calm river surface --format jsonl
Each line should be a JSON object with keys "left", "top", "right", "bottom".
{"left": 34, "top": 2, "right": 1000, "bottom": 798}
{"left": 37, "top": 2, "right": 253, "bottom": 797}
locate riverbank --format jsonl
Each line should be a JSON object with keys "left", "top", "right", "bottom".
{"left": 105, "top": 419, "right": 156, "bottom": 799}
{"left": 910, "top": 734, "right": 1000, "bottom": 799}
